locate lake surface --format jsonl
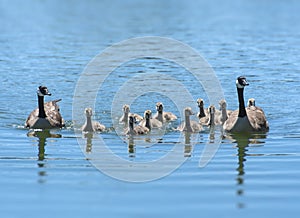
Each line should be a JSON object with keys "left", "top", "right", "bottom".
{"left": 1, "top": 0, "right": 300, "bottom": 217}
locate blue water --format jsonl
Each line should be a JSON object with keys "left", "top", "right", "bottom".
{"left": 1, "top": 0, "right": 300, "bottom": 217}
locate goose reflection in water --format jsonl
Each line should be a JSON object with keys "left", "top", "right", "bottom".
{"left": 27, "top": 130, "right": 61, "bottom": 184}
{"left": 230, "top": 132, "right": 268, "bottom": 209}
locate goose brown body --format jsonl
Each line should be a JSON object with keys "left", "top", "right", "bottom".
{"left": 25, "top": 86, "right": 64, "bottom": 129}
{"left": 223, "top": 77, "right": 269, "bottom": 132}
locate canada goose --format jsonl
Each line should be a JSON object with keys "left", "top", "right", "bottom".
{"left": 177, "top": 107, "right": 203, "bottom": 133}
{"left": 25, "top": 86, "right": 64, "bottom": 129}
{"left": 126, "top": 114, "right": 149, "bottom": 135}
{"left": 197, "top": 98, "right": 216, "bottom": 125}
{"left": 81, "top": 108, "right": 105, "bottom": 132}
{"left": 153, "top": 102, "right": 177, "bottom": 123}
{"left": 223, "top": 76, "right": 269, "bottom": 132}
{"left": 119, "top": 104, "right": 143, "bottom": 126}
{"left": 218, "top": 99, "right": 233, "bottom": 125}
{"left": 247, "top": 98, "right": 255, "bottom": 107}
{"left": 139, "top": 110, "right": 163, "bottom": 130}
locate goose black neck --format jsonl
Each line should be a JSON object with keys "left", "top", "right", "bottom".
{"left": 38, "top": 95, "right": 46, "bottom": 118}
{"left": 237, "top": 88, "right": 247, "bottom": 117}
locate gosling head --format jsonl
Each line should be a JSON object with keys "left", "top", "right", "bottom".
{"left": 208, "top": 105, "right": 216, "bottom": 114}
{"left": 37, "top": 86, "right": 51, "bottom": 96}
{"left": 144, "top": 110, "right": 152, "bottom": 120}
{"left": 128, "top": 114, "right": 137, "bottom": 125}
{"left": 84, "top": 108, "right": 93, "bottom": 117}
{"left": 236, "top": 76, "right": 249, "bottom": 89}
{"left": 122, "top": 104, "right": 130, "bottom": 113}
{"left": 248, "top": 98, "right": 256, "bottom": 107}
{"left": 156, "top": 102, "right": 164, "bottom": 113}
{"left": 197, "top": 98, "right": 204, "bottom": 108}
{"left": 219, "top": 99, "right": 227, "bottom": 110}
{"left": 184, "top": 107, "right": 194, "bottom": 116}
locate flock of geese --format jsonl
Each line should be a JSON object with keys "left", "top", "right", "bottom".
{"left": 25, "top": 76, "right": 269, "bottom": 135}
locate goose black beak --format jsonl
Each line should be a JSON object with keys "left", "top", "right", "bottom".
{"left": 242, "top": 79, "right": 249, "bottom": 86}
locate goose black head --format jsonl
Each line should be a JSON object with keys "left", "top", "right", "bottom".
{"left": 37, "top": 86, "right": 52, "bottom": 96}
{"left": 236, "top": 76, "right": 249, "bottom": 89}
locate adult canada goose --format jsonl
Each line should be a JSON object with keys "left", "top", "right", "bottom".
{"left": 218, "top": 99, "right": 233, "bottom": 125}
{"left": 177, "top": 107, "right": 203, "bottom": 133}
{"left": 25, "top": 86, "right": 64, "bottom": 129}
{"left": 153, "top": 102, "right": 177, "bottom": 123}
{"left": 81, "top": 108, "right": 105, "bottom": 132}
{"left": 126, "top": 114, "right": 149, "bottom": 135}
{"left": 197, "top": 98, "right": 214, "bottom": 125}
{"left": 139, "top": 110, "right": 163, "bottom": 130}
{"left": 223, "top": 76, "right": 269, "bottom": 132}
{"left": 119, "top": 104, "right": 143, "bottom": 126}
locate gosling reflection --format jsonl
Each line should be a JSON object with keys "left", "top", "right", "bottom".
{"left": 230, "top": 132, "right": 268, "bottom": 209}
{"left": 209, "top": 125, "right": 215, "bottom": 142}
{"left": 128, "top": 135, "right": 135, "bottom": 158}
{"left": 184, "top": 132, "right": 192, "bottom": 157}
{"left": 27, "top": 130, "right": 61, "bottom": 184}
{"left": 83, "top": 132, "right": 94, "bottom": 153}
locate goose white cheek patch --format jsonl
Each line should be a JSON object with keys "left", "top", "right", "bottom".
{"left": 37, "top": 90, "right": 44, "bottom": 96}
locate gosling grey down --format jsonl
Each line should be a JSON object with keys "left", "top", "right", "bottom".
{"left": 139, "top": 110, "right": 163, "bottom": 130}
{"left": 223, "top": 76, "right": 269, "bottom": 132}
{"left": 218, "top": 99, "right": 232, "bottom": 125}
{"left": 197, "top": 98, "right": 211, "bottom": 125}
{"left": 126, "top": 114, "right": 149, "bottom": 135}
{"left": 177, "top": 107, "right": 203, "bottom": 133}
{"left": 207, "top": 105, "right": 219, "bottom": 126}
{"left": 153, "top": 102, "right": 177, "bottom": 123}
{"left": 81, "top": 108, "right": 105, "bottom": 132}
{"left": 25, "top": 86, "right": 64, "bottom": 129}
{"left": 247, "top": 98, "right": 256, "bottom": 107}
{"left": 119, "top": 104, "right": 143, "bottom": 126}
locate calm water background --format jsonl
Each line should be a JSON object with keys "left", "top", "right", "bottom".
{"left": 1, "top": 0, "right": 300, "bottom": 217}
